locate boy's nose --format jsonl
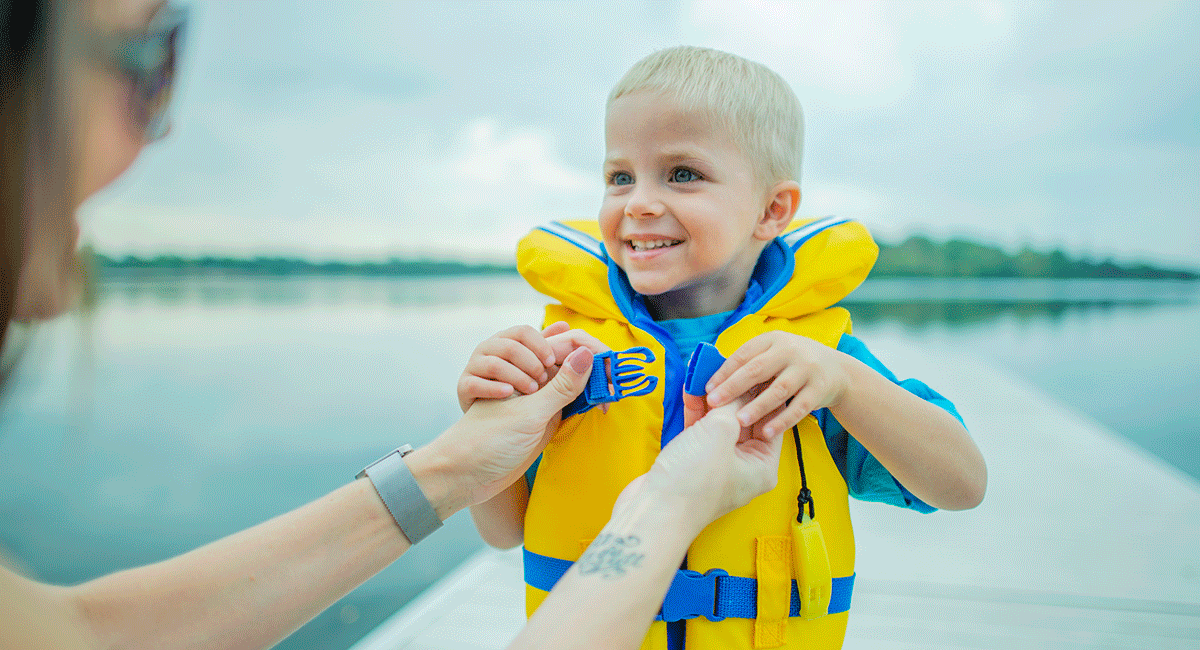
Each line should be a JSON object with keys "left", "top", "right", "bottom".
{"left": 624, "top": 186, "right": 665, "bottom": 219}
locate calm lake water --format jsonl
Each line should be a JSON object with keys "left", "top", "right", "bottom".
{"left": 1, "top": 275, "right": 1197, "bottom": 650}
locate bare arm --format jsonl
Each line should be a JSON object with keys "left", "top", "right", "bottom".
{"left": 469, "top": 478, "right": 529, "bottom": 549}
{"left": 828, "top": 353, "right": 985, "bottom": 510}
{"left": 510, "top": 398, "right": 780, "bottom": 650}
{"left": 0, "top": 347, "right": 597, "bottom": 650}
{"left": 69, "top": 478, "right": 414, "bottom": 650}
{"left": 459, "top": 323, "right": 608, "bottom": 549}
{"left": 5, "top": 451, "right": 451, "bottom": 650}
{"left": 509, "top": 490, "right": 699, "bottom": 650}
{"left": 705, "top": 332, "right": 986, "bottom": 512}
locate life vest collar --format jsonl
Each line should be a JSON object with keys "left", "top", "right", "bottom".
{"left": 518, "top": 215, "right": 878, "bottom": 326}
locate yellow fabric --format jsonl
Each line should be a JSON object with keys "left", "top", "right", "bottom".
{"left": 754, "top": 537, "right": 792, "bottom": 648}
{"left": 518, "top": 218, "right": 877, "bottom": 650}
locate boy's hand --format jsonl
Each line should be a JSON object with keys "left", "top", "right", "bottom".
{"left": 457, "top": 321, "right": 610, "bottom": 412}
{"left": 703, "top": 331, "right": 851, "bottom": 440}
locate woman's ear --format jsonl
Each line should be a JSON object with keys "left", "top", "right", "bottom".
{"left": 755, "top": 180, "right": 801, "bottom": 240}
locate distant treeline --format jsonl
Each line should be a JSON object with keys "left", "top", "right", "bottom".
{"left": 94, "top": 254, "right": 516, "bottom": 277}
{"left": 93, "top": 238, "right": 1197, "bottom": 280}
{"left": 871, "top": 236, "right": 1196, "bottom": 280}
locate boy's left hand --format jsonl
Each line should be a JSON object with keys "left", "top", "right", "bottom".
{"left": 702, "top": 331, "right": 851, "bottom": 440}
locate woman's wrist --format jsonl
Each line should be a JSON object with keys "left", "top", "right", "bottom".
{"left": 401, "top": 441, "right": 473, "bottom": 523}
{"left": 612, "top": 479, "right": 714, "bottom": 542}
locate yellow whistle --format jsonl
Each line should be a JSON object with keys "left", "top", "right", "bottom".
{"left": 791, "top": 512, "right": 832, "bottom": 620}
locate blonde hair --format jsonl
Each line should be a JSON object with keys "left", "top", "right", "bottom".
{"left": 607, "top": 46, "right": 804, "bottom": 185}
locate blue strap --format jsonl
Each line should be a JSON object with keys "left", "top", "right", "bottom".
{"left": 524, "top": 548, "right": 854, "bottom": 623}
{"left": 684, "top": 342, "right": 726, "bottom": 396}
{"left": 563, "top": 347, "right": 658, "bottom": 417}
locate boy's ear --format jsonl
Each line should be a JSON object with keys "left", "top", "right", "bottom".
{"left": 755, "top": 180, "right": 800, "bottom": 241}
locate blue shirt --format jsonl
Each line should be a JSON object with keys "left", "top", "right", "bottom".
{"left": 528, "top": 315, "right": 963, "bottom": 514}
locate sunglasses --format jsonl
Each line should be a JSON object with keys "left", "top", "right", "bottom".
{"left": 99, "top": 4, "right": 189, "bottom": 142}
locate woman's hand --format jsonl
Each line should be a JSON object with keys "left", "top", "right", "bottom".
{"left": 457, "top": 322, "right": 609, "bottom": 412}
{"left": 509, "top": 397, "right": 785, "bottom": 650}
{"left": 617, "top": 397, "right": 785, "bottom": 537}
{"left": 410, "top": 346, "right": 595, "bottom": 519}
{"left": 704, "top": 331, "right": 852, "bottom": 439}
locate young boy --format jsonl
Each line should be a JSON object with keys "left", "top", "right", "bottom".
{"left": 458, "top": 47, "right": 985, "bottom": 650}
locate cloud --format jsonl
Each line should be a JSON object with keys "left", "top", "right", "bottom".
{"left": 84, "top": 117, "right": 601, "bottom": 260}
{"left": 687, "top": 0, "right": 913, "bottom": 107}
{"left": 84, "top": 0, "right": 1200, "bottom": 268}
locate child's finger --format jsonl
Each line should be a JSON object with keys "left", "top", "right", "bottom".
{"left": 500, "top": 324, "right": 559, "bottom": 368}
{"left": 733, "top": 368, "right": 803, "bottom": 428}
{"left": 703, "top": 337, "right": 772, "bottom": 399}
{"left": 708, "top": 349, "right": 786, "bottom": 409}
{"left": 546, "top": 329, "right": 611, "bottom": 363}
{"left": 469, "top": 355, "right": 542, "bottom": 395}
{"left": 457, "top": 375, "right": 516, "bottom": 408}
{"left": 743, "top": 401, "right": 787, "bottom": 442}
{"left": 541, "top": 321, "right": 570, "bottom": 338}
{"left": 477, "top": 336, "right": 551, "bottom": 384}
{"left": 760, "top": 391, "right": 815, "bottom": 440}
{"left": 683, "top": 391, "right": 708, "bottom": 428}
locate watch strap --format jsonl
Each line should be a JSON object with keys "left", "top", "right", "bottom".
{"left": 359, "top": 446, "right": 443, "bottom": 545}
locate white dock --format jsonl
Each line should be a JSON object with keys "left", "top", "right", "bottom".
{"left": 350, "top": 335, "right": 1200, "bottom": 649}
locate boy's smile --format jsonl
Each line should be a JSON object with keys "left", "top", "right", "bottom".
{"left": 600, "top": 91, "right": 794, "bottom": 320}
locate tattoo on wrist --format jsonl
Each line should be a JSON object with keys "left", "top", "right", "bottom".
{"left": 576, "top": 534, "right": 645, "bottom": 579}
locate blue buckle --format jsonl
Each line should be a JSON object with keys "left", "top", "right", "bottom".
{"left": 584, "top": 347, "right": 657, "bottom": 405}
{"left": 564, "top": 346, "right": 658, "bottom": 417}
{"left": 683, "top": 342, "right": 727, "bottom": 396}
{"left": 591, "top": 347, "right": 657, "bottom": 403}
{"left": 658, "top": 568, "right": 728, "bottom": 622}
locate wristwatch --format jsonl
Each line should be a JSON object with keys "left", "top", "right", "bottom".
{"left": 357, "top": 444, "right": 443, "bottom": 545}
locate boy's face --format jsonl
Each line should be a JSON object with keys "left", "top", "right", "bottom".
{"left": 600, "top": 91, "right": 778, "bottom": 316}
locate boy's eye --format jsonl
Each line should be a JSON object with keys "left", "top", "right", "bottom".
{"left": 609, "top": 171, "right": 633, "bottom": 186}
{"left": 670, "top": 168, "right": 699, "bottom": 183}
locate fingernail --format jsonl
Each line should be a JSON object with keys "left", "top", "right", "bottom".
{"left": 764, "top": 425, "right": 776, "bottom": 438}
{"left": 538, "top": 371, "right": 548, "bottom": 383}
{"left": 705, "top": 381, "right": 715, "bottom": 393}
{"left": 544, "top": 355, "right": 556, "bottom": 367}
{"left": 738, "top": 412, "right": 751, "bottom": 426}
{"left": 528, "top": 381, "right": 539, "bottom": 394}
{"left": 569, "top": 348, "right": 593, "bottom": 373}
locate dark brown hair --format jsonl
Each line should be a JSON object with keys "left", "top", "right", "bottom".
{"left": 1, "top": 0, "right": 49, "bottom": 371}
{"left": 1, "top": 1, "right": 50, "bottom": 354}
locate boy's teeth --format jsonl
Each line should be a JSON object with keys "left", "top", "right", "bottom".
{"left": 630, "top": 239, "right": 682, "bottom": 252}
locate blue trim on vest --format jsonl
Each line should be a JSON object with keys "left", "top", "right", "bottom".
{"left": 606, "top": 261, "right": 686, "bottom": 447}
{"left": 523, "top": 548, "right": 854, "bottom": 622}
{"left": 782, "top": 216, "right": 852, "bottom": 250}
{"left": 735, "top": 238, "right": 794, "bottom": 318}
{"left": 580, "top": 219, "right": 854, "bottom": 440}
{"left": 536, "top": 223, "right": 606, "bottom": 261}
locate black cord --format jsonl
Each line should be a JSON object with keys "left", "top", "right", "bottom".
{"left": 792, "top": 425, "right": 814, "bottom": 521}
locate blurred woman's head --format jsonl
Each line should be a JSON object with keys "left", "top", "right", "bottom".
{"left": 2, "top": 0, "right": 182, "bottom": 348}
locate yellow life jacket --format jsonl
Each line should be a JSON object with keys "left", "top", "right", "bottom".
{"left": 517, "top": 217, "right": 878, "bottom": 650}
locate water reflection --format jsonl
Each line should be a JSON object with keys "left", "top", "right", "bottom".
{"left": 3, "top": 275, "right": 1195, "bottom": 650}
{"left": 843, "top": 299, "right": 1164, "bottom": 330}
{"left": 839, "top": 277, "right": 1197, "bottom": 331}
{"left": 98, "top": 276, "right": 542, "bottom": 310}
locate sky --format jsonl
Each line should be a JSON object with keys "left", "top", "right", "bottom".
{"left": 80, "top": 0, "right": 1200, "bottom": 269}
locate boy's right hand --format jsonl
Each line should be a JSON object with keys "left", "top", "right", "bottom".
{"left": 457, "top": 321, "right": 610, "bottom": 412}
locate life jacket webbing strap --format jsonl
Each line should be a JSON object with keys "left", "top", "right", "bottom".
{"left": 523, "top": 548, "right": 854, "bottom": 623}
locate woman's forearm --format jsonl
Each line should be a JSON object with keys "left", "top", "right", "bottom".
{"left": 64, "top": 443, "right": 478, "bottom": 650}
{"left": 508, "top": 487, "right": 702, "bottom": 650}
{"left": 68, "top": 479, "right": 406, "bottom": 650}
{"left": 830, "top": 354, "right": 986, "bottom": 510}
